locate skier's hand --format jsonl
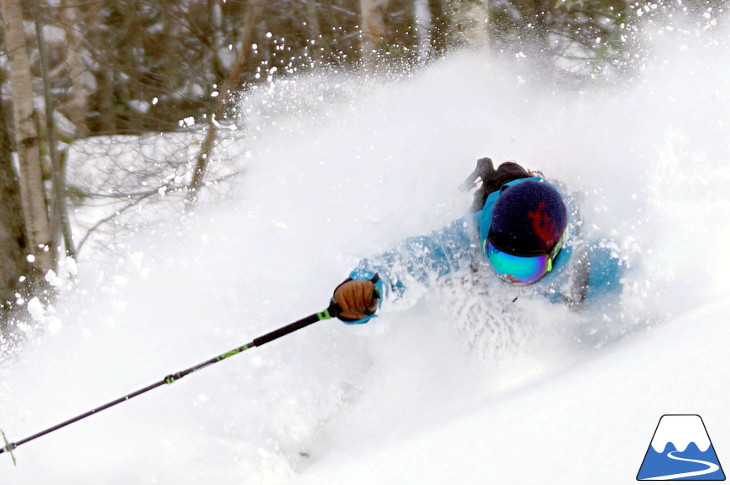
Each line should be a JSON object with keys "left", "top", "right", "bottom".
{"left": 332, "top": 278, "right": 380, "bottom": 322}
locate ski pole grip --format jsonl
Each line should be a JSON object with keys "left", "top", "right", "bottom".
{"left": 252, "top": 312, "right": 324, "bottom": 347}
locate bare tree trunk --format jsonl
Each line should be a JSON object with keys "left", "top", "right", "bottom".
{"left": 185, "top": 0, "right": 263, "bottom": 211}
{"left": 88, "top": 1, "right": 116, "bottom": 134}
{"left": 32, "top": 0, "right": 75, "bottom": 259}
{"left": 0, "top": 94, "right": 31, "bottom": 329}
{"left": 0, "top": 0, "right": 54, "bottom": 274}
{"left": 414, "top": 0, "right": 433, "bottom": 64}
{"left": 161, "top": 0, "right": 180, "bottom": 94}
{"left": 428, "top": 0, "right": 450, "bottom": 56}
{"left": 451, "top": 0, "right": 491, "bottom": 49}
{"left": 59, "top": 0, "right": 91, "bottom": 138}
{"left": 306, "top": 0, "right": 321, "bottom": 60}
{"left": 359, "top": 0, "right": 387, "bottom": 69}
{"left": 97, "top": 67, "right": 116, "bottom": 133}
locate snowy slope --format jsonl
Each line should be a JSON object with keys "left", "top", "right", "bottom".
{"left": 292, "top": 301, "right": 730, "bottom": 484}
{"left": 1, "top": 16, "right": 729, "bottom": 485}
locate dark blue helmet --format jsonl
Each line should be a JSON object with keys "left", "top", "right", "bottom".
{"left": 489, "top": 180, "right": 567, "bottom": 255}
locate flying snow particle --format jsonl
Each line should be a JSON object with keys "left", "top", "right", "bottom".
{"left": 27, "top": 297, "right": 45, "bottom": 323}
{"left": 47, "top": 317, "right": 62, "bottom": 335}
{"left": 64, "top": 257, "right": 78, "bottom": 276}
{"left": 45, "top": 269, "right": 63, "bottom": 288}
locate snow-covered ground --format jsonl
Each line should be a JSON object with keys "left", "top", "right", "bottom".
{"left": 1, "top": 16, "right": 729, "bottom": 485}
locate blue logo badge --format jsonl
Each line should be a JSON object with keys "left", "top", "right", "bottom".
{"left": 637, "top": 414, "right": 725, "bottom": 481}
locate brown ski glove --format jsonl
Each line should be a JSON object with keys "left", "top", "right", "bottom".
{"left": 332, "top": 277, "right": 380, "bottom": 322}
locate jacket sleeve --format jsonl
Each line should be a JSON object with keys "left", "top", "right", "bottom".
{"left": 584, "top": 240, "right": 624, "bottom": 301}
{"left": 349, "top": 216, "right": 477, "bottom": 302}
{"left": 548, "top": 237, "right": 624, "bottom": 306}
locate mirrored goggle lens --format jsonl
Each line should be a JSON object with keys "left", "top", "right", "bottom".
{"left": 485, "top": 241, "right": 550, "bottom": 284}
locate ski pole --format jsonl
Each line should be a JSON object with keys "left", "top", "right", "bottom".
{"left": 0, "top": 303, "right": 339, "bottom": 463}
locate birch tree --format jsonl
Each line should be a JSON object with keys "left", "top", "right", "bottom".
{"left": 59, "top": 0, "right": 93, "bottom": 138}
{"left": 0, "top": 0, "right": 54, "bottom": 274}
{"left": 359, "top": 0, "right": 387, "bottom": 69}
{"left": 413, "top": 0, "right": 433, "bottom": 64}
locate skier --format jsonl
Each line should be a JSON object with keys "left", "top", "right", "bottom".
{"left": 330, "top": 157, "right": 623, "bottom": 323}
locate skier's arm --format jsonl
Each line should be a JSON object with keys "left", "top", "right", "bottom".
{"left": 584, "top": 240, "right": 624, "bottom": 300}
{"left": 333, "top": 217, "right": 476, "bottom": 324}
{"left": 547, "top": 237, "right": 624, "bottom": 306}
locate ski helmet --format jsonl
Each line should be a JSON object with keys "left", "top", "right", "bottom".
{"left": 485, "top": 180, "right": 568, "bottom": 284}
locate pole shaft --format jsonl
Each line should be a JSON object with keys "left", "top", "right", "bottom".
{"left": 1, "top": 308, "right": 333, "bottom": 456}
{"left": 8, "top": 380, "right": 167, "bottom": 451}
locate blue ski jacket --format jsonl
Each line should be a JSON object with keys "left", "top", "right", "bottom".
{"left": 343, "top": 177, "right": 623, "bottom": 324}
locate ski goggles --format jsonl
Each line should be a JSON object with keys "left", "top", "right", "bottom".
{"left": 484, "top": 231, "right": 566, "bottom": 285}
